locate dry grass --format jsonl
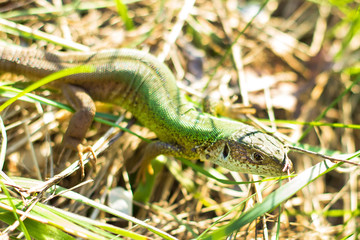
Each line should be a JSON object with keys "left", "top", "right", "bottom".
{"left": 0, "top": 0, "right": 359, "bottom": 239}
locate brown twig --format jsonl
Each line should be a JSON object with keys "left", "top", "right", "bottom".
{"left": 288, "top": 145, "right": 360, "bottom": 167}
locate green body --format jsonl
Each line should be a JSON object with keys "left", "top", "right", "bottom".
{"left": 0, "top": 46, "right": 292, "bottom": 176}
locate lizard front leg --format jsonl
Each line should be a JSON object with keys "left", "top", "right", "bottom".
{"left": 61, "top": 84, "right": 97, "bottom": 177}
{"left": 131, "top": 141, "right": 183, "bottom": 183}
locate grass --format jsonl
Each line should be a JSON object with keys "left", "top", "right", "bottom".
{"left": 0, "top": 0, "right": 359, "bottom": 239}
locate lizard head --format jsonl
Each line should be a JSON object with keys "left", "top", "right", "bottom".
{"left": 199, "top": 127, "right": 293, "bottom": 177}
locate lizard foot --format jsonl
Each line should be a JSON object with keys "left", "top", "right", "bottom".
{"left": 76, "top": 144, "right": 97, "bottom": 179}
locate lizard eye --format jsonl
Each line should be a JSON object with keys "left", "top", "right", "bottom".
{"left": 222, "top": 144, "right": 230, "bottom": 159}
{"left": 251, "top": 152, "right": 264, "bottom": 162}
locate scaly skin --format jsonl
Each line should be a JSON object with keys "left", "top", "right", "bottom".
{"left": 0, "top": 45, "right": 292, "bottom": 177}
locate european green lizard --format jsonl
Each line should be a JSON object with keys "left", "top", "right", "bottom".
{"left": 0, "top": 45, "right": 292, "bottom": 177}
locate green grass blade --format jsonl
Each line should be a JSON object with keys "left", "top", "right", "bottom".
{"left": 0, "top": 190, "right": 148, "bottom": 239}
{"left": 201, "top": 150, "right": 360, "bottom": 240}
{"left": 0, "top": 181, "right": 31, "bottom": 239}
{"left": 0, "top": 84, "right": 151, "bottom": 143}
{"left": 0, "top": 18, "right": 89, "bottom": 51}
{"left": 0, "top": 65, "right": 95, "bottom": 112}
{"left": 259, "top": 118, "right": 360, "bottom": 130}
{"left": 0, "top": 116, "right": 7, "bottom": 170}
{"left": 115, "top": 0, "right": 134, "bottom": 30}
{"left": 12, "top": 178, "right": 177, "bottom": 240}
{"left": 298, "top": 70, "right": 360, "bottom": 141}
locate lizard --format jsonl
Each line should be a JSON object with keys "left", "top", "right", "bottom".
{"left": 0, "top": 45, "right": 293, "bottom": 179}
